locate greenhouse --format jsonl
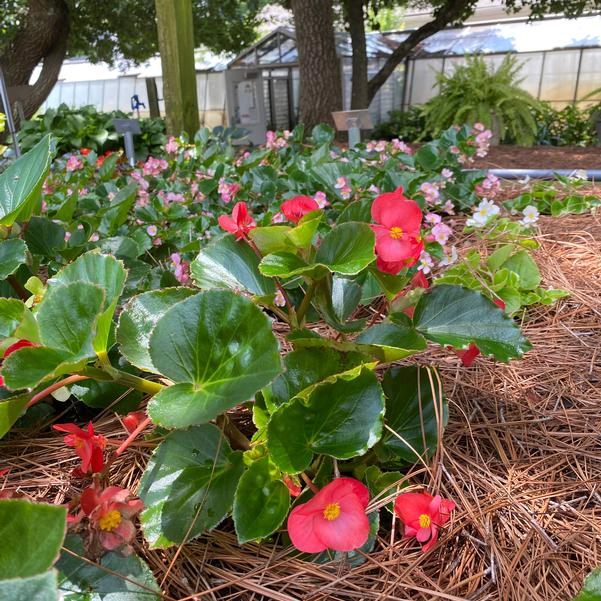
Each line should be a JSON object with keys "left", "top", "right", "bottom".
{"left": 40, "top": 13, "right": 601, "bottom": 133}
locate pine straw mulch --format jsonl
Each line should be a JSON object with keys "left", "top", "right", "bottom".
{"left": 2, "top": 213, "right": 601, "bottom": 601}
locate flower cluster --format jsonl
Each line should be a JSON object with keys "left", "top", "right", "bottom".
{"left": 66, "top": 155, "right": 83, "bottom": 172}
{"left": 165, "top": 136, "right": 180, "bottom": 154}
{"left": 335, "top": 176, "right": 352, "bottom": 199}
{"left": 475, "top": 172, "right": 501, "bottom": 199}
{"left": 218, "top": 178, "right": 241, "bottom": 203}
{"left": 287, "top": 478, "right": 455, "bottom": 555}
{"left": 170, "top": 252, "right": 190, "bottom": 284}
{"left": 266, "top": 130, "right": 291, "bottom": 150}
{"left": 473, "top": 123, "right": 493, "bottom": 158}
{"left": 142, "top": 156, "right": 168, "bottom": 177}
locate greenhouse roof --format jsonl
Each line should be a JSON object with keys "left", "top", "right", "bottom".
{"left": 230, "top": 14, "right": 601, "bottom": 67}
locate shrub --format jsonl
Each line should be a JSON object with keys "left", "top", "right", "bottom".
{"left": 422, "top": 55, "right": 540, "bottom": 146}
{"left": 532, "top": 101, "right": 599, "bottom": 146}
{"left": 15, "top": 104, "right": 167, "bottom": 158}
{"left": 371, "top": 106, "right": 428, "bottom": 141}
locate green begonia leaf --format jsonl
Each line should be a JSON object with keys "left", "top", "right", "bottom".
{"left": 191, "top": 234, "right": 275, "bottom": 295}
{"left": 147, "top": 290, "right": 281, "bottom": 428}
{"left": 267, "top": 367, "right": 385, "bottom": 473}
{"left": 138, "top": 425, "right": 245, "bottom": 548}
{"left": 374, "top": 366, "right": 447, "bottom": 465}
{"left": 574, "top": 567, "right": 601, "bottom": 601}
{"left": 116, "top": 288, "right": 196, "bottom": 372}
{"left": 0, "top": 499, "right": 66, "bottom": 579}
{"left": 233, "top": 457, "right": 289, "bottom": 544}
{"left": 0, "top": 570, "right": 58, "bottom": 601}
{"left": 0, "top": 239, "right": 27, "bottom": 280}
{"left": 0, "top": 393, "right": 29, "bottom": 439}
{"left": 413, "top": 285, "right": 532, "bottom": 361}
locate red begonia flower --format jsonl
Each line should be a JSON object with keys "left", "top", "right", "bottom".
{"left": 280, "top": 195, "right": 319, "bottom": 224}
{"left": 218, "top": 201, "right": 256, "bottom": 240}
{"left": 80, "top": 148, "right": 91, "bottom": 156}
{"left": 454, "top": 299, "right": 506, "bottom": 366}
{"left": 394, "top": 491, "right": 456, "bottom": 553}
{"left": 53, "top": 421, "right": 107, "bottom": 474}
{"left": 81, "top": 484, "right": 144, "bottom": 551}
{"left": 122, "top": 410, "right": 147, "bottom": 434}
{"left": 287, "top": 477, "right": 370, "bottom": 553}
{"left": 370, "top": 187, "right": 424, "bottom": 274}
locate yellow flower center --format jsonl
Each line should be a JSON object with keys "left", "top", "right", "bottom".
{"left": 98, "top": 510, "right": 122, "bottom": 532}
{"left": 418, "top": 514, "right": 431, "bottom": 528}
{"left": 322, "top": 502, "right": 341, "bottom": 521}
{"left": 389, "top": 226, "right": 404, "bottom": 239}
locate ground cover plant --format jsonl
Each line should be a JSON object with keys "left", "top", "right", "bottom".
{"left": 0, "top": 118, "right": 591, "bottom": 599}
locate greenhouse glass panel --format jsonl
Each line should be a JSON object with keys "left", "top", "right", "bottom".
{"left": 59, "top": 83, "right": 76, "bottom": 107}
{"left": 73, "top": 82, "right": 89, "bottom": 106}
{"left": 409, "top": 58, "right": 443, "bottom": 104}
{"left": 102, "top": 80, "right": 119, "bottom": 111}
{"left": 576, "top": 49, "right": 601, "bottom": 101}
{"left": 539, "top": 50, "right": 580, "bottom": 104}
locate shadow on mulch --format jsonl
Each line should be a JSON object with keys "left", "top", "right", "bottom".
{"left": 1, "top": 213, "right": 600, "bottom": 600}
{"left": 474, "top": 145, "right": 601, "bottom": 171}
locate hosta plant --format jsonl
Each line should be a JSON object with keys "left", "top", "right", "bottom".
{"left": 0, "top": 135, "right": 533, "bottom": 568}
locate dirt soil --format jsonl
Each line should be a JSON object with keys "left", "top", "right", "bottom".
{"left": 475, "top": 145, "right": 601, "bottom": 170}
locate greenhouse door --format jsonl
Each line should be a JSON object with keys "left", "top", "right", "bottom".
{"left": 264, "top": 69, "right": 295, "bottom": 131}
{"left": 224, "top": 68, "right": 267, "bottom": 145}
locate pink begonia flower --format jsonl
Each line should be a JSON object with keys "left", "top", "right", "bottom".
{"left": 146, "top": 225, "right": 158, "bottom": 237}
{"left": 335, "top": 176, "right": 352, "bottom": 199}
{"left": 218, "top": 202, "right": 256, "bottom": 240}
{"left": 392, "top": 138, "right": 412, "bottom": 154}
{"left": 419, "top": 182, "right": 440, "bottom": 205}
{"left": 287, "top": 478, "right": 370, "bottom": 553}
{"left": 314, "top": 191, "right": 329, "bottom": 208}
{"left": 130, "top": 170, "right": 149, "bottom": 190}
{"left": 66, "top": 156, "right": 83, "bottom": 172}
{"left": 218, "top": 178, "right": 241, "bottom": 203}
{"left": 425, "top": 213, "right": 442, "bottom": 225}
{"left": 142, "top": 156, "right": 168, "bottom": 177}
{"left": 80, "top": 484, "right": 144, "bottom": 552}
{"left": 273, "top": 290, "right": 286, "bottom": 307}
{"left": 272, "top": 212, "right": 285, "bottom": 224}
{"left": 165, "top": 136, "right": 179, "bottom": 154}
{"left": 443, "top": 200, "right": 455, "bottom": 215}
{"left": 417, "top": 251, "right": 434, "bottom": 275}
{"left": 394, "top": 492, "right": 456, "bottom": 553}
{"left": 90, "top": 232, "right": 99, "bottom": 242}
{"left": 170, "top": 253, "right": 190, "bottom": 284}
{"left": 431, "top": 223, "right": 452, "bottom": 245}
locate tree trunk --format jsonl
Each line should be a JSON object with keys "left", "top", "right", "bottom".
{"left": 0, "top": 0, "right": 69, "bottom": 126}
{"left": 291, "top": 0, "right": 342, "bottom": 130}
{"left": 345, "top": 0, "right": 369, "bottom": 110}
{"left": 366, "top": 0, "right": 475, "bottom": 103}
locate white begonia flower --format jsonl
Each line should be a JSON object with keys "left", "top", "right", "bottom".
{"left": 520, "top": 205, "right": 540, "bottom": 225}
{"left": 466, "top": 199, "right": 500, "bottom": 227}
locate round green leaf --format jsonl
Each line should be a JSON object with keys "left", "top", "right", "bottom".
{"left": 147, "top": 291, "right": 281, "bottom": 428}
{"left": 191, "top": 234, "right": 276, "bottom": 295}
{"left": 0, "top": 393, "right": 29, "bottom": 438}
{"left": 0, "top": 299, "right": 26, "bottom": 337}
{"left": 267, "top": 367, "right": 385, "bottom": 474}
{"left": 374, "top": 365, "right": 448, "bottom": 465}
{"left": 0, "top": 570, "right": 58, "bottom": 601}
{"left": 575, "top": 567, "right": 601, "bottom": 601}
{"left": 259, "top": 251, "right": 325, "bottom": 279}
{"left": 116, "top": 287, "right": 196, "bottom": 372}
{"left": 0, "top": 499, "right": 66, "bottom": 579}
{"left": 48, "top": 251, "right": 127, "bottom": 355}
{"left": 0, "top": 239, "right": 27, "bottom": 280}
{"left": 233, "top": 457, "right": 289, "bottom": 544}
{"left": 413, "top": 284, "right": 532, "bottom": 361}
{"left": 57, "top": 534, "right": 160, "bottom": 600}
{"left": 138, "top": 425, "right": 245, "bottom": 548}
{"left": 314, "top": 222, "right": 375, "bottom": 275}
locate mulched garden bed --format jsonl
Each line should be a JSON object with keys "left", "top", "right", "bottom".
{"left": 2, "top": 213, "right": 601, "bottom": 600}
{"left": 474, "top": 145, "right": 601, "bottom": 170}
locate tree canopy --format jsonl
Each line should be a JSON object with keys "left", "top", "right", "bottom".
{"left": 0, "top": 0, "right": 265, "bottom": 123}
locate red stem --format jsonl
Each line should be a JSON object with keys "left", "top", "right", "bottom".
{"left": 300, "top": 472, "right": 319, "bottom": 494}
{"left": 27, "top": 375, "right": 89, "bottom": 408}
{"left": 114, "top": 417, "right": 152, "bottom": 457}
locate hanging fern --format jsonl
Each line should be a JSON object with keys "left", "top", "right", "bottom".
{"left": 422, "top": 55, "right": 541, "bottom": 146}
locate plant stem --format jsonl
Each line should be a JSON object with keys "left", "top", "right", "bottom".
{"left": 114, "top": 416, "right": 152, "bottom": 457}
{"left": 95, "top": 367, "right": 165, "bottom": 396}
{"left": 245, "top": 236, "right": 297, "bottom": 327}
{"left": 7, "top": 276, "right": 29, "bottom": 302}
{"left": 296, "top": 279, "right": 317, "bottom": 325}
{"left": 27, "top": 375, "right": 89, "bottom": 408}
{"left": 216, "top": 414, "right": 251, "bottom": 450}
{"left": 300, "top": 472, "right": 319, "bottom": 494}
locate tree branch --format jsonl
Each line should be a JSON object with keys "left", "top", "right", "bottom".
{"left": 367, "top": 0, "right": 477, "bottom": 103}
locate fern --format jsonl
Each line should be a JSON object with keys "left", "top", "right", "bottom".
{"left": 421, "top": 55, "right": 541, "bottom": 146}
